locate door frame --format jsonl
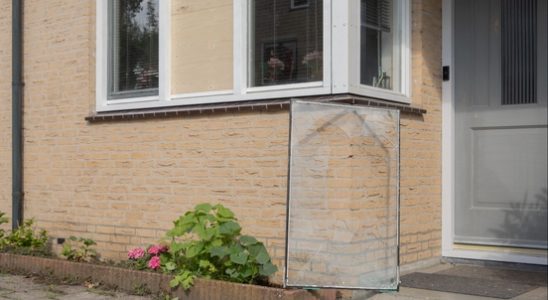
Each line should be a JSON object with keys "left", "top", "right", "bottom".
{"left": 441, "top": 0, "right": 547, "bottom": 265}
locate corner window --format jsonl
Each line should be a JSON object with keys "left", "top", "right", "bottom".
{"left": 108, "top": 0, "right": 159, "bottom": 99}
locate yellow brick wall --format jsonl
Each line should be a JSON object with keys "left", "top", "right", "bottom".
{"left": 401, "top": 0, "right": 443, "bottom": 264}
{"left": 0, "top": 0, "right": 442, "bottom": 283}
{"left": 0, "top": 0, "right": 12, "bottom": 223}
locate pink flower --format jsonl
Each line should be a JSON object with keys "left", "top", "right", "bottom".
{"left": 147, "top": 245, "right": 168, "bottom": 256}
{"left": 148, "top": 256, "right": 161, "bottom": 270}
{"left": 128, "top": 248, "right": 145, "bottom": 260}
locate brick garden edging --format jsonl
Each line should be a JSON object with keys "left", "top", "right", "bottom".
{"left": 0, "top": 253, "right": 334, "bottom": 300}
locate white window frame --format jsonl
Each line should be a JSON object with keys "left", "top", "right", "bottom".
{"left": 333, "top": 0, "right": 412, "bottom": 103}
{"left": 96, "top": 0, "right": 410, "bottom": 112}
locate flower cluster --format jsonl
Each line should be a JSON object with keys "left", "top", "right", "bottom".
{"left": 127, "top": 244, "right": 168, "bottom": 271}
{"left": 127, "top": 247, "right": 145, "bottom": 260}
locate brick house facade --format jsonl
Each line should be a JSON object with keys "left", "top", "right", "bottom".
{"left": 0, "top": 0, "right": 444, "bottom": 284}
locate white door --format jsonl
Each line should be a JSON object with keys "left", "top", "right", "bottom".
{"left": 454, "top": 0, "right": 547, "bottom": 249}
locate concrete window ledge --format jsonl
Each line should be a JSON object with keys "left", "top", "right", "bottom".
{"left": 85, "top": 95, "right": 427, "bottom": 123}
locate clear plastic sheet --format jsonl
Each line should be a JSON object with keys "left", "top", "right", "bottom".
{"left": 285, "top": 100, "right": 400, "bottom": 290}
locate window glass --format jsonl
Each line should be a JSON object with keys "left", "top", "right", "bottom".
{"left": 249, "top": 0, "right": 323, "bottom": 87}
{"left": 109, "top": 0, "right": 159, "bottom": 99}
{"left": 171, "top": 0, "right": 233, "bottom": 95}
{"left": 360, "top": 0, "right": 400, "bottom": 92}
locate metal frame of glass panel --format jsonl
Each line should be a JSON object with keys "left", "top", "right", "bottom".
{"left": 284, "top": 99, "right": 400, "bottom": 290}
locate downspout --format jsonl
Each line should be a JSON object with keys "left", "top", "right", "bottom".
{"left": 12, "top": 0, "right": 23, "bottom": 230}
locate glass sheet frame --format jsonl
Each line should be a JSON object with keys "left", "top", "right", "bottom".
{"left": 285, "top": 99, "right": 400, "bottom": 290}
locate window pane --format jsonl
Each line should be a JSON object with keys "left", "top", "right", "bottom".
{"left": 171, "top": 0, "right": 233, "bottom": 95}
{"left": 360, "top": 0, "right": 399, "bottom": 91}
{"left": 501, "top": 0, "right": 537, "bottom": 105}
{"left": 249, "top": 0, "right": 323, "bottom": 87}
{"left": 109, "top": 0, "right": 159, "bottom": 98}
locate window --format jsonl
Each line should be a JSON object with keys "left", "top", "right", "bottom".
{"left": 501, "top": 0, "right": 538, "bottom": 105}
{"left": 96, "top": 0, "right": 411, "bottom": 112}
{"left": 108, "top": 0, "right": 159, "bottom": 99}
{"left": 351, "top": 0, "right": 410, "bottom": 100}
{"left": 249, "top": 0, "right": 323, "bottom": 87}
{"left": 361, "top": 0, "right": 396, "bottom": 90}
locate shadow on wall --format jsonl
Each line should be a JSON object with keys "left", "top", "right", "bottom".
{"left": 489, "top": 188, "right": 548, "bottom": 247}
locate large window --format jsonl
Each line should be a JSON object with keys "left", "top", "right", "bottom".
{"left": 96, "top": 0, "right": 410, "bottom": 112}
{"left": 108, "top": 0, "right": 159, "bottom": 99}
{"left": 249, "top": 0, "right": 323, "bottom": 87}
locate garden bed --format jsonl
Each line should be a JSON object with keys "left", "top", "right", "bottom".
{"left": 0, "top": 253, "right": 334, "bottom": 300}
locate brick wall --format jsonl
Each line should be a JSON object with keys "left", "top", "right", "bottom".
{"left": 0, "top": 0, "right": 442, "bottom": 283}
{"left": 0, "top": 0, "right": 12, "bottom": 223}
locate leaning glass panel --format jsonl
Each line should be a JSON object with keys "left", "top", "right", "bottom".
{"left": 286, "top": 100, "right": 399, "bottom": 289}
{"left": 171, "top": 0, "right": 233, "bottom": 95}
{"left": 109, "top": 0, "right": 159, "bottom": 99}
{"left": 360, "top": 0, "right": 400, "bottom": 92}
{"left": 249, "top": 0, "right": 323, "bottom": 87}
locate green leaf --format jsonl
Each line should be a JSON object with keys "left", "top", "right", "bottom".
{"left": 209, "top": 246, "right": 229, "bottom": 259}
{"left": 194, "top": 203, "right": 213, "bottom": 213}
{"left": 211, "top": 238, "right": 223, "bottom": 247}
{"left": 259, "top": 262, "right": 278, "bottom": 276}
{"left": 202, "top": 227, "right": 216, "bottom": 241}
{"left": 229, "top": 244, "right": 243, "bottom": 255}
{"left": 193, "top": 224, "right": 207, "bottom": 240}
{"left": 219, "top": 221, "right": 241, "bottom": 236}
{"left": 181, "top": 273, "right": 195, "bottom": 290}
{"left": 167, "top": 227, "right": 184, "bottom": 237}
{"left": 230, "top": 251, "right": 248, "bottom": 265}
{"left": 239, "top": 235, "right": 258, "bottom": 246}
{"left": 248, "top": 243, "right": 267, "bottom": 257}
{"left": 241, "top": 267, "right": 254, "bottom": 279}
{"left": 216, "top": 205, "right": 235, "bottom": 219}
{"left": 186, "top": 243, "right": 204, "bottom": 258}
{"left": 170, "top": 242, "right": 186, "bottom": 254}
{"left": 169, "top": 278, "right": 180, "bottom": 288}
{"left": 255, "top": 249, "right": 270, "bottom": 265}
{"left": 165, "top": 261, "right": 177, "bottom": 271}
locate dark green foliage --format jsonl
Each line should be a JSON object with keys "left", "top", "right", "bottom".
{"left": 162, "top": 204, "right": 278, "bottom": 290}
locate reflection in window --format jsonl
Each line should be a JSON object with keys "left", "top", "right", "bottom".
{"left": 250, "top": 0, "right": 323, "bottom": 87}
{"left": 361, "top": 0, "right": 398, "bottom": 91}
{"left": 109, "top": 0, "right": 159, "bottom": 99}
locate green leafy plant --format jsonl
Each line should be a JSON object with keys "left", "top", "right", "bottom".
{"left": 1, "top": 218, "right": 49, "bottom": 255}
{"left": 0, "top": 211, "right": 8, "bottom": 240}
{"left": 161, "top": 203, "right": 278, "bottom": 290}
{"left": 61, "top": 236, "right": 98, "bottom": 262}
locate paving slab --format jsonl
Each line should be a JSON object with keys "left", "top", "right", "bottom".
{"left": 0, "top": 274, "right": 152, "bottom": 300}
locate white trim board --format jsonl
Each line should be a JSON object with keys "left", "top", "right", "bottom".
{"left": 441, "top": 0, "right": 547, "bottom": 266}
